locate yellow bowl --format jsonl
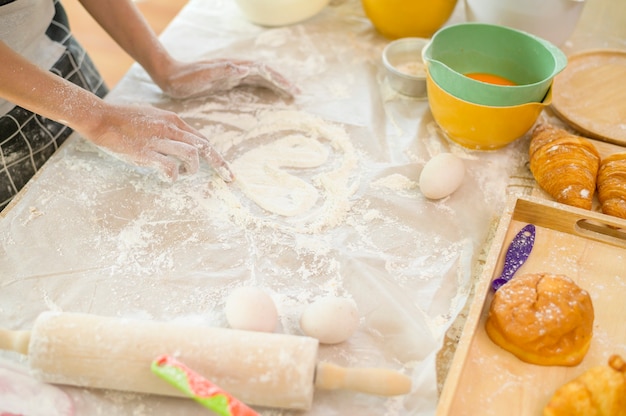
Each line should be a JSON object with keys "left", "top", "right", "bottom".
{"left": 361, "top": 0, "right": 458, "bottom": 39}
{"left": 426, "top": 72, "right": 552, "bottom": 150}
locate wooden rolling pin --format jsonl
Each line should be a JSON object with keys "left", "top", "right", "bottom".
{"left": 0, "top": 312, "right": 411, "bottom": 410}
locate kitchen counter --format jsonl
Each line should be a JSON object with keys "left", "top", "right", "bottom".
{"left": 0, "top": 0, "right": 624, "bottom": 415}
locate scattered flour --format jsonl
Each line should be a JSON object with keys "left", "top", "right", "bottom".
{"left": 182, "top": 106, "right": 361, "bottom": 234}
{"left": 231, "top": 134, "right": 330, "bottom": 217}
{"left": 371, "top": 173, "right": 418, "bottom": 192}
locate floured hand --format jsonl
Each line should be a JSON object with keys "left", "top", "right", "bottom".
{"left": 156, "top": 59, "right": 300, "bottom": 100}
{"left": 81, "top": 103, "right": 234, "bottom": 182}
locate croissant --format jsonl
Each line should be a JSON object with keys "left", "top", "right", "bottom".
{"left": 543, "top": 355, "right": 626, "bottom": 416}
{"left": 597, "top": 153, "right": 626, "bottom": 220}
{"left": 529, "top": 123, "right": 601, "bottom": 210}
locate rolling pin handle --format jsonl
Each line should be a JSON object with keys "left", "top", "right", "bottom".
{"left": 314, "top": 362, "right": 411, "bottom": 396}
{"left": 0, "top": 329, "right": 31, "bottom": 355}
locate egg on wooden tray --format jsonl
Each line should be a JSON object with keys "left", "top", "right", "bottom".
{"left": 419, "top": 153, "right": 466, "bottom": 200}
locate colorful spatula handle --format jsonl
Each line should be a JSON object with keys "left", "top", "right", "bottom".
{"left": 151, "top": 354, "right": 260, "bottom": 416}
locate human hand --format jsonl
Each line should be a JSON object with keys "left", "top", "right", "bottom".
{"left": 83, "top": 103, "right": 234, "bottom": 182}
{"left": 156, "top": 59, "right": 300, "bottom": 100}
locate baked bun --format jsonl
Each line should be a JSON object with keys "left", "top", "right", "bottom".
{"left": 529, "top": 123, "right": 600, "bottom": 210}
{"left": 544, "top": 355, "right": 626, "bottom": 416}
{"left": 485, "top": 273, "right": 594, "bottom": 366}
{"left": 597, "top": 152, "right": 626, "bottom": 220}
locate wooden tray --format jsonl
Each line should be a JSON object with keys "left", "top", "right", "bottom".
{"left": 551, "top": 49, "right": 626, "bottom": 147}
{"left": 437, "top": 196, "right": 626, "bottom": 416}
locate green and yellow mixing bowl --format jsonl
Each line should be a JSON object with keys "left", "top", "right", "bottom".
{"left": 422, "top": 22, "right": 566, "bottom": 106}
{"left": 426, "top": 71, "right": 552, "bottom": 150}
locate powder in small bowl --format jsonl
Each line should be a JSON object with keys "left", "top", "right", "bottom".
{"left": 382, "top": 37, "right": 429, "bottom": 97}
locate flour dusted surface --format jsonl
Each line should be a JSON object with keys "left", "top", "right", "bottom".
{"left": 0, "top": 0, "right": 533, "bottom": 414}
{"left": 0, "top": 87, "right": 526, "bottom": 415}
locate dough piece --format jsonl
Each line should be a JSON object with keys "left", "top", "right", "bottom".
{"left": 231, "top": 134, "right": 329, "bottom": 217}
{"left": 224, "top": 287, "right": 278, "bottom": 333}
{"left": 300, "top": 297, "right": 359, "bottom": 344}
{"left": 597, "top": 152, "right": 626, "bottom": 220}
{"left": 544, "top": 355, "right": 626, "bottom": 416}
{"left": 529, "top": 123, "right": 600, "bottom": 210}
{"left": 486, "top": 273, "right": 594, "bottom": 366}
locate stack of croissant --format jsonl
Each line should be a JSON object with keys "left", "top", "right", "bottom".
{"left": 543, "top": 354, "right": 626, "bottom": 416}
{"left": 529, "top": 123, "right": 626, "bottom": 219}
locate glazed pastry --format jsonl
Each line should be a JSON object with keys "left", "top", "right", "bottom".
{"left": 597, "top": 152, "right": 626, "bottom": 220}
{"left": 529, "top": 123, "right": 601, "bottom": 210}
{"left": 485, "top": 273, "right": 594, "bottom": 366}
{"left": 543, "top": 355, "right": 626, "bottom": 416}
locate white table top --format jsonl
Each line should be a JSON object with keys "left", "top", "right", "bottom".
{"left": 1, "top": 0, "right": 624, "bottom": 415}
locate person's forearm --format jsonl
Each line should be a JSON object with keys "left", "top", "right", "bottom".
{"left": 0, "top": 41, "right": 104, "bottom": 135}
{"left": 0, "top": 41, "right": 233, "bottom": 182}
{"left": 77, "top": 0, "right": 175, "bottom": 85}
{"left": 76, "top": 0, "right": 298, "bottom": 100}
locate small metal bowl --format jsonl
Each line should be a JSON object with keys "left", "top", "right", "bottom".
{"left": 382, "top": 37, "right": 429, "bottom": 98}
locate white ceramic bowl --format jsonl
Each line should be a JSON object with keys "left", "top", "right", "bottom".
{"left": 234, "top": 0, "right": 330, "bottom": 27}
{"left": 382, "top": 37, "right": 428, "bottom": 97}
{"left": 464, "top": 0, "right": 586, "bottom": 46}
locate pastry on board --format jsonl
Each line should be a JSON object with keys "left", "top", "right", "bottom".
{"left": 485, "top": 272, "right": 594, "bottom": 367}
{"left": 529, "top": 123, "right": 601, "bottom": 210}
{"left": 543, "top": 355, "right": 626, "bottom": 416}
{"left": 597, "top": 152, "right": 626, "bottom": 220}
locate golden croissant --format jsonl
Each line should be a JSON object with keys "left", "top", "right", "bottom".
{"left": 529, "top": 123, "right": 601, "bottom": 210}
{"left": 543, "top": 354, "right": 626, "bottom": 416}
{"left": 597, "top": 152, "right": 626, "bottom": 220}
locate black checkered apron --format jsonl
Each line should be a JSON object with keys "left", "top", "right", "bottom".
{"left": 0, "top": 0, "right": 108, "bottom": 211}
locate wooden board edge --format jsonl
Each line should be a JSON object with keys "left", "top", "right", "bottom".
{"left": 435, "top": 195, "right": 519, "bottom": 415}
{"left": 512, "top": 197, "right": 626, "bottom": 249}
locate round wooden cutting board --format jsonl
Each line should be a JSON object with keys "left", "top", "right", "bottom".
{"left": 551, "top": 49, "right": 626, "bottom": 147}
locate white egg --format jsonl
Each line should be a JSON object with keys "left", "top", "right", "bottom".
{"left": 224, "top": 286, "right": 278, "bottom": 333}
{"left": 300, "top": 297, "right": 359, "bottom": 344}
{"left": 419, "top": 153, "right": 465, "bottom": 200}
